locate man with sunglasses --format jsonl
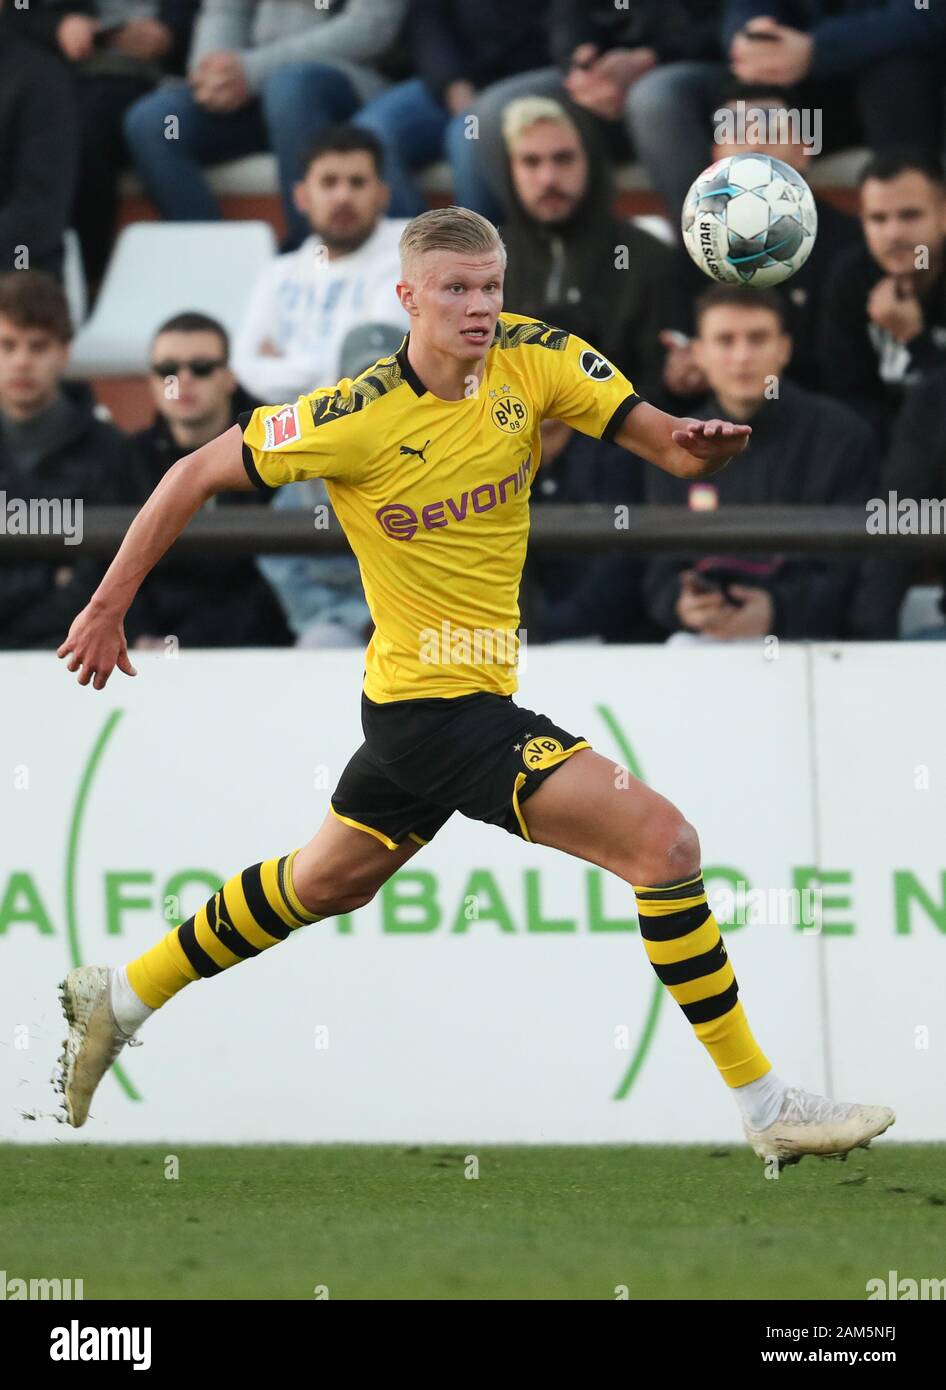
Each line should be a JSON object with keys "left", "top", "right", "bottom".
{"left": 121, "top": 310, "right": 290, "bottom": 650}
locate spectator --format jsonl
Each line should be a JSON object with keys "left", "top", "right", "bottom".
{"left": 819, "top": 151, "right": 946, "bottom": 443}
{"left": 451, "top": 0, "right": 724, "bottom": 223}
{"left": 4, "top": 1, "right": 198, "bottom": 293}
{"left": 352, "top": 0, "right": 550, "bottom": 217}
{"left": 232, "top": 128, "right": 407, "bottom": 403}
{"left": 500, "top": 98, "right": 680, "bottom": 396}
{"left": 121, "top": 311, "right": 291, "bottom": 650}
{"left": 850, "top": 368, "right": 946, "bottom": 640}
{"left": 644, "top": 286, "right": 878, "bottom": 643}
{"left": 629, "top": 0, "right": 946, "bottom": 226}
{"left": 232, "top": 128, "right": 405, "bottom": 650}
{"left": 230, "top": 126, "right": 403, "bottom": 652}
{"left": 0, "top": 16, "right": 79, "bottom": 280}
{"left": 497, "top": 97, "right": 672, "bottom": 644}
{"left": 723, "top": 4, "right": 945, "bottom": 163}
{"left": 252, "top": 313, "right": 393, "bottom": 650}
{"left": 0, "top": 271, "right": 130, "bottom": 650}
{"left": 123, "top": 0, "right": 407, "bottom": 250}
{"left": 662, "top": 84, "right": 863, "bottom": 403}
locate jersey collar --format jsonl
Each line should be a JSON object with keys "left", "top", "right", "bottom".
{"left": 395, "top": 325, "right": 503, "bottom": 398}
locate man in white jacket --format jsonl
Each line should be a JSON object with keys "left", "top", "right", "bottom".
{"left": 236, "top": 125, "right": 408, "bottom": 649}
{"left": 233, "top": 126, "right": 408, "bottom": 402}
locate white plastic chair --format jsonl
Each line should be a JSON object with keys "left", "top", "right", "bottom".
{"left": 61, "top": 229, "right": 88, "bottom": 330}
{"left": 67, "top": 220, "right": 277, "bottom": 377}
{"left": 898, "top": 585, "right": 945, "bottom": 637}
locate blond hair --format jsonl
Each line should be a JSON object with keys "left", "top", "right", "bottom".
{"left": 399, "top": 206, "right": 506, "bottom": 275}
{"left": 501, "top": 95, "right": 578, "bottom": 148}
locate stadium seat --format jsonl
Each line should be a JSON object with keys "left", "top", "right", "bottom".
{"left": 898, "top": 585, "right": 945, "bottom": 637}
{"left": 118, "top": 148, "right": 869, "bottom": 206}
{"left": 119, "top": 156, "right": 279, "bottom": 200}
{"left": 630, "top": 213, "right": 676, "bottom": 246}
{"left": 67, "top": 220, "right": 277, "bottom": 377}
{"left": 62, "top": 229, "right": 88, "bottom": 331}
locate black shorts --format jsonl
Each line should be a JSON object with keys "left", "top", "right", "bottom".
{"left": 330, "top": 690, "right": 591, "bottom": 848}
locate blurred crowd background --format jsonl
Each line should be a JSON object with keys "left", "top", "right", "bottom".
{"left": 2, "top": 0, "right": 946, "bottom": 653}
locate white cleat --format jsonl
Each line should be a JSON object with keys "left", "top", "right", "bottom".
{"left": 55, "top": 966, "right": 140, "bottom": 1128}
{"left": 744, "top": 1086, "right": 895, "bottom": 1169}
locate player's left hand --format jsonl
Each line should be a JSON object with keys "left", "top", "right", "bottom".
{"left": 672, "top": 418, "right": 752, "bottom": 469}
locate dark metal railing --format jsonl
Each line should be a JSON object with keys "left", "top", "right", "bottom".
{"left": 1, "top": 504, "right": 944, "bottom": 559}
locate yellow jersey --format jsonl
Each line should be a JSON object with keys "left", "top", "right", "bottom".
{"left": 240, "top": 312, "right": 641, "bottom": 702}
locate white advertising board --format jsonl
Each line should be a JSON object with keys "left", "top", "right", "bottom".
{"left": 0, "top": 644, "right": 941, "bottom": 1143}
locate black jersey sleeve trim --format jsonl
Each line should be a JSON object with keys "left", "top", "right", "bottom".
{"left": 602, "top": 392, "right": 645, "bottom": 443}
{"left": 236, "top": 408, "right": 277, "bottom": 491}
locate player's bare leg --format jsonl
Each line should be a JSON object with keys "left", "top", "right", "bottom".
{"left": 57, "top": 814, "right": 422, "bottom": 1127}
{"left": 521, "top": 748, "right": 895, "bottom": 1167}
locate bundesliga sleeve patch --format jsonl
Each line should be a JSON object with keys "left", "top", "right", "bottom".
{"left": 262, "top": 403, "right": 301, "bottom": 450}
{"left": 578, "top": 349, "right": 615, "bottom": 381}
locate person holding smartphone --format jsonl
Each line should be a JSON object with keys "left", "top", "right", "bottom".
{"left": 723, "top": 4, "right": 944, "bottom": 164}
{"left": 644, "top": 284, "right": 878, "bottom": 643}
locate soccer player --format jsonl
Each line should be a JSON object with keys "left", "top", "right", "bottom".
{"left": 56, "top": 207, "right": 893, "bottom": 1166}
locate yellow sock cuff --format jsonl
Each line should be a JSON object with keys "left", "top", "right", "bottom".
{"left": 280, "top": 848, "right": 323, "bottom": 924}
{"left": 127, "top": 930, "right": 198, "bottom": 1010}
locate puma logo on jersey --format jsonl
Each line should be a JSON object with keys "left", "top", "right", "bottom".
{"left": 400, "top": 440, "right": 431, "bottom": 462}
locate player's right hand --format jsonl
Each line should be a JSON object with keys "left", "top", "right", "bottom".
{"left": 57, "top": 604, "right": 137, "bottom": 691}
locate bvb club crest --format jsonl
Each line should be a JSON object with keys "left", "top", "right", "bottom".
{"left": 522, "top": 735, "right": 564, "bottom": 769}
{"left": 490, "top": 385, "right": 528, "bottom": 434}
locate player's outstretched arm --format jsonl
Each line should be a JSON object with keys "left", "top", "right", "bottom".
{"left": 57, "top": 423, "right": 252, "bottom": 690}
{"left": 615, "top": 401, "right": 751, "bottom": 479}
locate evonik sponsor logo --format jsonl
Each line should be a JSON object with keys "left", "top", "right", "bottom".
{"left": 376, "top": 452, "right": 531, "bottom": 539}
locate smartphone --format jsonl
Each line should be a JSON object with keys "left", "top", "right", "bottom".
{"left": 93, "top": 20, "right": 126, "bottom": 48}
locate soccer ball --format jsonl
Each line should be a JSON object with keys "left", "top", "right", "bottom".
{"left": 681, "top": 154, "right": 817, "bottom": 287}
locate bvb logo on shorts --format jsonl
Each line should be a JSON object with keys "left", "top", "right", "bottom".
{"left": 491, "top": 392, "right": 529, "bottom": 434}
{"left": 522, "top": 735, "right": 564, "bottom": 769}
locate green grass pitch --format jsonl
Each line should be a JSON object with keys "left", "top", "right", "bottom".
{"left": 2, "top": 1143, "right": 943, "bottom": 1300}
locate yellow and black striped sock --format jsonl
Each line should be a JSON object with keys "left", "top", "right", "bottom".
{"left": 633, "top": 871, "right": 770, "bottom": 1087}
{"left": 126, "top": 850, "right": 322, "bottom": 1010}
